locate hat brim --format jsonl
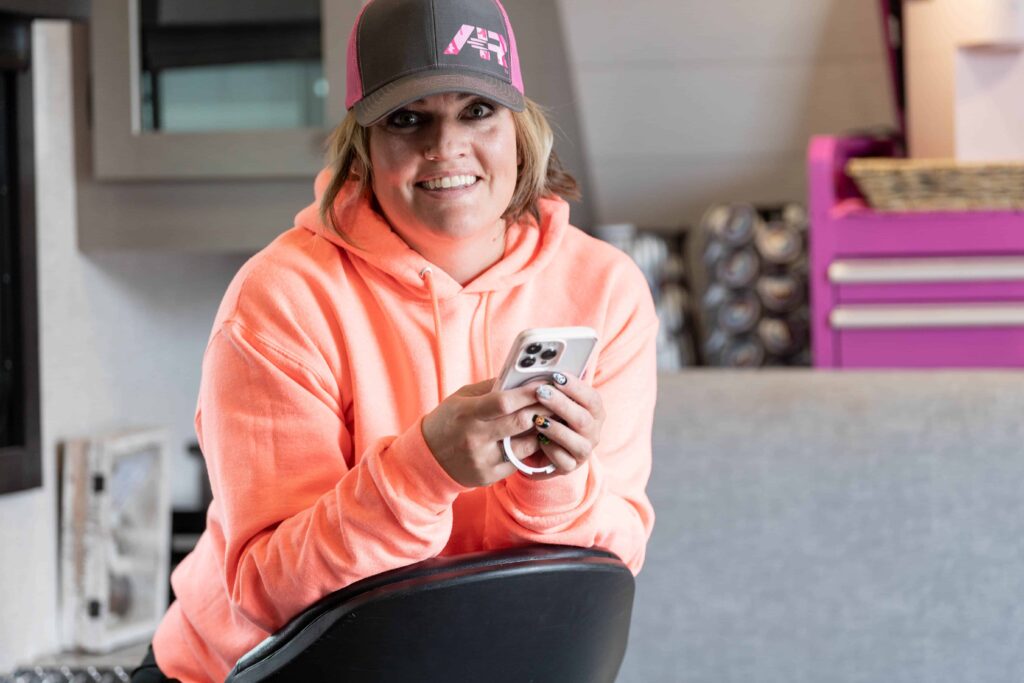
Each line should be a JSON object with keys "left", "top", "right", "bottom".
{"left": 352, "top": 70, "right": 525, "bottom": 126}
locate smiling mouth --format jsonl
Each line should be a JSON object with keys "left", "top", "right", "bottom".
{"left": 416, "top": 175, "right": 480, "bottom": 191}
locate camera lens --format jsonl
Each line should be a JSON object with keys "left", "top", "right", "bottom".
{"left": 540, "top": 348, "right": 557, "bottom": 360}
{"left": 525, "top": 343, "right": 542, "bottom": 355}
{"left": 520, "top": 356, "right": 536, "bottom": 368}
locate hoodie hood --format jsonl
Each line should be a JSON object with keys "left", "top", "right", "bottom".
{"left": 294, "top": 168, "right": 571, "bottom": 300}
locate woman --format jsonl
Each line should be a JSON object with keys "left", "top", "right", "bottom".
{"left": 137, "top": 0, "right": 657, "bottom": 680}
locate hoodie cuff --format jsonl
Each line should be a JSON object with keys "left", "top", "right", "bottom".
{"left": 505, "top": 458, "right": 595, "bottom": 516}
{"left": 385, "top": 418, "right": 472, "bottom": 511}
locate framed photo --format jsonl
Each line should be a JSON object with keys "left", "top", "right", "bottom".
{"left": 59, "top": 428, "right": 170, "bottom": 652}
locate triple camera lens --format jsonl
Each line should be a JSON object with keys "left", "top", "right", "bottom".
{"left": 520, "top": 343, "right": 559, "bottom": 368}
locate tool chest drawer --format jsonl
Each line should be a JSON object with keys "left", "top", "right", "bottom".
{"left": 830, "top": 302, "right": 1024, "bottom": 368}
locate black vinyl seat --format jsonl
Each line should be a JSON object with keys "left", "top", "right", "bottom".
{"left": 225, "top": 545, "right": 635, "bottom": 683}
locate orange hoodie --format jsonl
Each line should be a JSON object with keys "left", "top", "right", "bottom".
{"left": 152, "top": 171, "right": 658, "bottom": 682}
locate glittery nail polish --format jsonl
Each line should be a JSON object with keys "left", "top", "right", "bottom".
{"left": 536, "top": 385, "right": 554, "bottom": 400}
{"left": 537, "top": 433, "right": 551, "bottom": 445}
{"left": 552, "top": 372, "right": 568, "bottom": 386}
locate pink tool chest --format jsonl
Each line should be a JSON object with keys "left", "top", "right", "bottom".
{"left": 808, "top": 135, "right": 1024, "bottom": 368}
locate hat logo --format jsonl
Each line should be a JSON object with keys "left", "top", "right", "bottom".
{"left": 443, "top": 24, "right": 510, "bottom": 73}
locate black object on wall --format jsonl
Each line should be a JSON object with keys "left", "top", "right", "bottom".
{"left": 0, "top": 2, "right": 88, "bottom": 20}
{"left": 0, "top": 15, "right": 40, "bottom": 495}
{"left": 878, "top": 0, "right": 907, "bottom": 150}
{"left": 0, "top": 1, "right": 90, "bottom": 496}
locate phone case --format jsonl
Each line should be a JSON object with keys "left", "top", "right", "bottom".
{"left": 494, "top": 327, "right": 599, "bottom": 391}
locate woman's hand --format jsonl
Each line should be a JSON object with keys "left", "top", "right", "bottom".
{"left": 422, "top": 379, "right": 549, "bottom": 488}
{"left": 528, "top": 372, "right": 606, "bottom": 477}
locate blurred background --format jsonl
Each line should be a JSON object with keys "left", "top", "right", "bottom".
{"left": 2, "top": 1, "right": 1024, "bottom": 681}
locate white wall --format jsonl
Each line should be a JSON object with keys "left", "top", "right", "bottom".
{"left": 504, "top": 0, "right": 596, "bottom": 229}
{"left": 0, "top": 22, "right": 246, "bottom": 670}
{"left": 905, "top": 0, "right": 1024, "bottom": 159}
{"left": 558, "top": 0, "right": 896, "bottom": 227}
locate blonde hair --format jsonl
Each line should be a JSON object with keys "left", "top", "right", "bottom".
{"left": 318, "top": 97, "right": 580, "bottom": 238}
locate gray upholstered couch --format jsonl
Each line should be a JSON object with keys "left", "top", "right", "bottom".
{"left": 618, "top": 370, "right": 1024, "bottom": 683}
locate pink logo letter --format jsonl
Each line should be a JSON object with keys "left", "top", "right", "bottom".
{"left": 444, "top": 24, "right": 510, "bottom": 73}
{"left": 444, "top": 24, "right": 476, "bottom": 56}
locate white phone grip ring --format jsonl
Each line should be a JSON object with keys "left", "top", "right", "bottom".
{"left": 501, "top": 435, "right": 556, "bottom": 475}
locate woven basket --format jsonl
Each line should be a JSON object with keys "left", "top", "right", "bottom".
{"left": 846, "top": 158, "right": 1024, "bottom": 212}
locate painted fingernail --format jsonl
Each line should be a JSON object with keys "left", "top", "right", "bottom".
{"left": 533, "top": 414, "right": 550, "bottom": 429}
{"left": 537, "top": 433, "right": 551, "bottom": 445}
{"left": 536, "top": 385, "right": 554, "bottom": 400}
{"left": 552, "top": 372, "right": 568, "bottom": 386}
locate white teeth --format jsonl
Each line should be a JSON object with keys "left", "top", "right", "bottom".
{"left": 421, "top": 175, "right": 477, "bottom": 191}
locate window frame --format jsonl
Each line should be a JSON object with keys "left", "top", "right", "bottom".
{"left": 89, "top": 0, "right": 353, "bottom": 181}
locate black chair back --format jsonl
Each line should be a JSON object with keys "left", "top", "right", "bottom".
{"left": 225, "top": 545, "right": 635, "bottom": 683}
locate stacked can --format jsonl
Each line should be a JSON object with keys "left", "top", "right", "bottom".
{"left": 696, "top": 203, "right": 810, "bottom": 367}
{"left": 593, "top": 224, "right": 696, "bottom": 371}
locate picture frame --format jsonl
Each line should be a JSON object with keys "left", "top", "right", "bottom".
{"left": 59, "top": 428, "right": 171, "bottom": 652}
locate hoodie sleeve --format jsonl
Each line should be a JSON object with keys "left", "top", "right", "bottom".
{"left": 482, "top": 270, "right": 659, "bottom": 575}
{"left": 196, "top": 317, "right": 469, "bottom": 632}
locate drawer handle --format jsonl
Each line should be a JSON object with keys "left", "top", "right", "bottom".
{"left": 831, "top": 303, "right": 1024, "bottom": 329}
{"left": 829, "top": 257, "right": 1024, "bottom": 284}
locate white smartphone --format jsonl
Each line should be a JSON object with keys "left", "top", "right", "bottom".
{"left": 494, "top": 327, "right": 599, "bottom": 475}
{"left": 494, "top": 326, "right": 599, "bottom": 392}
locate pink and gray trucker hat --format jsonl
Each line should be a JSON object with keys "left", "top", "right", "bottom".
{"left": 345, "top": 0, "right": 525, "bottom": 126}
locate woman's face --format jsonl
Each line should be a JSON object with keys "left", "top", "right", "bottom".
{"left": 367, "top": 92, "right": 518, "bottom": 245}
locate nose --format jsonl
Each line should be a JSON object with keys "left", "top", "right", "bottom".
{"left": 423, "top": 118, "right": 468, "bottom": 161}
